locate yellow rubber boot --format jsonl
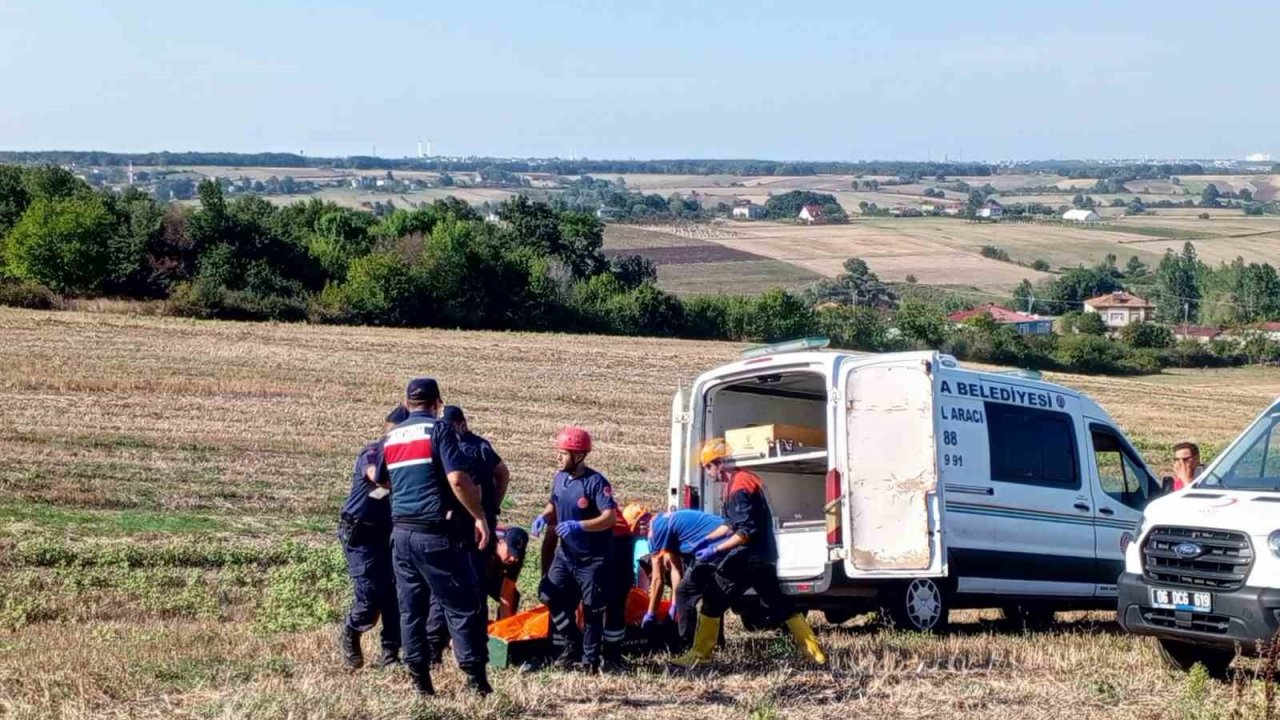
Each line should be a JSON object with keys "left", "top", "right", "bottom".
{"left": 784, "top": 613, "right": 827, "bottom": 665}
{"left": 669, "top": 614, "right": 720, "bottom": 668}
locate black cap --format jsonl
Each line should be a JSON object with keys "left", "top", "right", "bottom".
{"left": 405, "top": 378, "right": 440, "bottom": 404}
{"left": 503, "top": 526, "right": 529, "bottom": 560}
{"left": 442, "top": 405, "right": 466, "bottom": 425}
{"left": 385, "top": 405, "right": 410, "bottom": 425}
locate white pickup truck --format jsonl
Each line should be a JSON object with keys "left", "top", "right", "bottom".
{"left": 1117, "top": 398, "right": 1280, "bottom": 677}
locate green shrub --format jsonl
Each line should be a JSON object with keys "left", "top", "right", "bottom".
{"left": 1055, "top": 334, "right": 1128, "bottom": 374}
{"left": 254, "top": 543, "right": 349, "bottom": 633}
{"left": 3, "top": 195, "right": 116, "bottom": 293}
{"left": 0, "top": 277, "right": 59, "bottom": 309}
{"left": 1120, "top": 320, "right": 1174, "bottom": 349}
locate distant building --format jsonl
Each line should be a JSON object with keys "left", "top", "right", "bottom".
{"left": 1173, "top": 325, "right": 1221, "bottom": 343}
{"left": 942, "top": 204, "right": 964, "bottom": 216}
{"left": 1084, "top": 291, "right": 1156, "bottom": 329}
{"left": 1062, "top": 209, "right": 1101, "bottom": 223}
{"left": 976, "top": 200, "right": 1004, "bottom": 219}
{"left": 732, "top": 201, "right": 767, "bottom": 220}
{"left": 920, "top": 203, "right": 937, "bottom": 215}
{"left": 798, "top": 203, "right": 825, "bottom": 224}
{"left": 948, "top": 303, "right": 1054, "bottom": 336}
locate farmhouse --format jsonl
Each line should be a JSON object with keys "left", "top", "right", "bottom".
{"left": 1173, "top": 325, "right": 1221, "bottom": 343}
{"left": 732, "top": 201, "right": 767, "bottom": 220}
{"left": 947, "top": 303, "right": 1054, "bottom": 335}
{"left": 798, "top": 204, "right": 825, "bottom": 224}
{"left": 1062, "top": 209, "right": 1101, "bottom": 223}
{"left": 942, "top": 204, "right": 964, "bottom": 216}
{"left": 976, "top": 200, "right": 1004, "bottom": 219}
{"left": 1084, "top": 291, "right": 1156, "bottom": 329}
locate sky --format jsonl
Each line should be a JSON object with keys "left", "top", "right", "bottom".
{"left": 1, "top": 0, "right": 1278, "bottom": 161}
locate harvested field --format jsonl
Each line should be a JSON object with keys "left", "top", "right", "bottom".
{"left": 603, "top": 225, "right": 822, "bottom": 295}
{"left": 2, "top": 309, "right": 1279, "bottom": 719}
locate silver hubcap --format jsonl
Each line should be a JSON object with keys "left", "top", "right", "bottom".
{"left": 905, "top": 579, "right": 942, "bottom": 629}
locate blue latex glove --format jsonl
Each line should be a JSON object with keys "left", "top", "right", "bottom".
{"left": 555, "top": 520, "right": 583, "bottom": 538}
{"left": 692, "top": 536, "right": 718, "bottom": 554}
{"left": 641, "top": 612, "right": 657, "bottom": 631}
{"left": 531, "top": 515, "right": 548, "bottom": 537}
{"left": 695, "top": 545, "right": 721, "bottom": 562}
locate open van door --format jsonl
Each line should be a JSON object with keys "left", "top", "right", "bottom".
{"left": 839, "top": 353, "right": 946, "bottom": 578}
{"left": 669, "top": 386, "right": 690, "bottom": 511}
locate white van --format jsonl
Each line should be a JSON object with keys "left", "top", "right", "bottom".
{"left": 667, "top": 341, "right": 1165, "bottom": 631}
{"left": 1117, "top": 398, "right": 1280, "bottom": 677}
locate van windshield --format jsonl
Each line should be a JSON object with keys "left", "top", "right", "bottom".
{"left": 1200, "top": 402, "right": 1280, "bottom": 492}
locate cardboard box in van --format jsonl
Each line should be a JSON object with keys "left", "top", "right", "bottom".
{"left": 726, "top": 424, "right": 825, "bottom": 459}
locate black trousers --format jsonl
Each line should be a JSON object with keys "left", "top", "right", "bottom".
{"left": 391, "top": 526, "right": 487, "bottom": 669}
{"left": 603, "top": 536, "right": 635, "bottom": 648}
{"left": 539, "top": 551, "right": 610, "bottom": 663}
{"left": 340, "top": 524, "right": 400, "bottom": 651}
{"left": 695, "top": 548, "right": 794, "bottom": 627}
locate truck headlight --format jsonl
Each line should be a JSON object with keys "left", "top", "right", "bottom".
{"left": 1270, "top": 531, "right": 1280, "bottom": 558}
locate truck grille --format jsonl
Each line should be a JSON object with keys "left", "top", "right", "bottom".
{"left": 1140, "top": 608, "right": 1231, "bottom": 635}
{"left": 1142, "top": 526, "right": 1253, "bottom": 591}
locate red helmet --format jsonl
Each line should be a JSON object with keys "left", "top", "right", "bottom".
{"left": 554, "top": 426, "right": 592, "bottom": 453}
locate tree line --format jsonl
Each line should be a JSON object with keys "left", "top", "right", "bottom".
{"left": 0, "top": 152, "right": 994, "bottom": 178}
{"left": 3, "top": 164, "right": 1277, "bottom": 375}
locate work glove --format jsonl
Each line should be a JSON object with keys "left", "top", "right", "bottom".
{"left": 641, "top": 612, "right": 657, "bottom": 631}
{"left": 695, "top": 545, "right": 721, "bottom": 562}
{"left": 531, "top": 515, "right": 548, "bottom": 537}
{"left": 692, "top": 536, "right": 718, "bottom": 554}
{"left": 555, "top": 520, "right": 583, "bottom": 538}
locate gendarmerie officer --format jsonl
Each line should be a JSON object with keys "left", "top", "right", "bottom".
{"left": 379, "top": 378, "right": 492, "bottom": 696}
{"left": 337, "top": 440, "right": 399, "bottom": 669}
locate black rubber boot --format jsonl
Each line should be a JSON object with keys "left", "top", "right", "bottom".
{"left": 338, "top": 625, "right": 363, "bottom": 669}
{"left": 550, "top": 643, "right": 580, "bottom": 671}
{"left": 600, "top": 644, "right": 629, "bottom": 674}
{"left": 407, "top": 663, "right": 435, "bottom": 697}
{"left": 375, "top": 646, "right": 401, "bottom": 668}
{"left": 461, "top": 664, "right": 493, "bottom": 696}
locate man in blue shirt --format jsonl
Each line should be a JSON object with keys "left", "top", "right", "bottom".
{"left": 337, "top": 440, "right": 399, "bottom": 670}
{"left": 380, "top": 378, "right": 492, "bottom": 696}
{"left": 532, "top": 426, "right": 617, "bottom": 672}
{"left": 644, "top": 509, "right": 728, "bottom": 648}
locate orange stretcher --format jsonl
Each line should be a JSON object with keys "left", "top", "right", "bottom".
{"left": 486, "top": 588, "right": 671, "bottom": 667}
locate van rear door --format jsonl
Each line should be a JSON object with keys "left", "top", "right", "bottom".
{"left": 839, "top": 353, "right": 946, "bottom": 578}
{"left": 669, "top": 386, "right": 691, "bottom": 511}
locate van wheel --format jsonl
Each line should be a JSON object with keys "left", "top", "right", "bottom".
{"left": 882, "top": 578, "right": 950, "bottom": 633}
{"left": 1156, "top": 638, "right": 1234, "bottom": 679}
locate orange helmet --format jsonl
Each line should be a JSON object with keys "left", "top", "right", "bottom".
{"left": 699, "top": 437, "right": 730, "bottom": 466}
{"left": 622, "top": 503, "right": 652, "bottom": 533}
{"left": 554, "top": 426, "right": 592, "bottom": 453}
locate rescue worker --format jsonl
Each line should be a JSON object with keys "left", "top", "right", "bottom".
{"left": 484, "top": 524, "right": 529, "bottom": 619}
{"left": 337, "top": 440, "right": 400, "bottom": 669}
{"left": 532, "top": 427, "right": 617, "bottom": 672}
{"left": 599, "top": 503, "right": 650, "bottom": 670}
{"left": 643, "top": 509, "right": 729, "bottom": 648}
{"left": 380, "top": 378, "right": 492, "bottom": 696}
{"left": 671, "top": 438, "right": 827, "bottom": 668}
{"left": 425, "top": 405, "right": 512, "bottom": 662}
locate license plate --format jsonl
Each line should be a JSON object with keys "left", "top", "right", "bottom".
{"left": 1150, "top": 588, "right": 1212, "bottom": 612}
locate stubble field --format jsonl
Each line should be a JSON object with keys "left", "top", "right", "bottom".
{"left": 2, "top": 309, "right": 1279, "bottom": 719}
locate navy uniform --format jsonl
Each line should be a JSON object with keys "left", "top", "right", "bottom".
{"left": 337, "top": 441, "right": 399, "bottom": 669}
{"left": 538, "top": 466, "right": 617, "bottom": 669}
{"left": 426, "top": 406, "right": 508, "bottom": 660}
{"left": 381, "top": 379, "right": 490, "bottom": 696}
{"left": 483, "top": 525, "right": 529, "bottom": 619}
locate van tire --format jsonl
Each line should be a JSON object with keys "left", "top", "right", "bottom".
{"left": 1155, "top": 638, "right": 1234, "bottom": 679}
{"left": 881, "top": 578, "right": 950, "bottom": 633}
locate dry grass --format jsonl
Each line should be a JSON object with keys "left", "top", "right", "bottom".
{"left": 2, "top": 308, "right": 1278, "bottom": 719}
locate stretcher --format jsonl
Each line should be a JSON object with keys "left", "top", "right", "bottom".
{"left": 486, "top": 588, "right": 672, "bottom": 668}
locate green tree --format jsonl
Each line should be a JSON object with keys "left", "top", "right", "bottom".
{"left": 1200, "top": 183, "right": 1221, "bottom": 207}
{"left": 1074, "top": 311, "right": 1108, "bottom": 336}
{"left": 23, "top": 165, "right": 85, "bottom": 202}
{"left": 1154, "top": 243, "right": 1202, "bottom": 323}
{"left": 308, "top": 208, "right": 376, "bottom": 279}
{"left": 1119, "top": 320, "right": 1173, "bottom": 349}
{"left": 3, "top": 195, "right": 116, "bottom": 293}
{"left": 806, "top": 257, "right": 897, "bottom": 309}
{"left": 894, "top": 299, "right": 949, "bottom": 347}
{"left": 817, "top": 305, "right": 891, "bottom": 351}
{"left": 1124, "top": 256, "right": 1148, "bottom": 278}
{"left": 0, "top": 165, "right": 31, "bottom": 238}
